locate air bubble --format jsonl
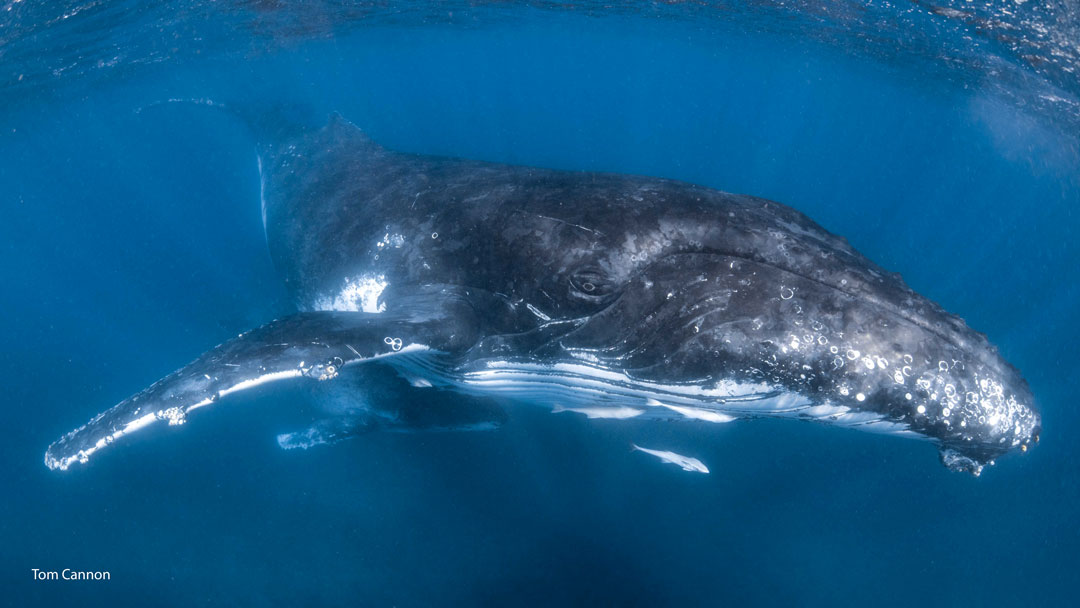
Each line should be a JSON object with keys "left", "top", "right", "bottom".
{"left": 847, "top": 349, "right": 860, "bottom": 360}
{"left": 780, "top": 287, "right": 794, "bottom": 300}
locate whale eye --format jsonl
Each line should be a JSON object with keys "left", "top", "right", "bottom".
{"left": 569, "top": 267, "right": 616, "bottom": 301}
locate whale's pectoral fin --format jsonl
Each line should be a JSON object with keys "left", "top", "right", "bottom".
{"left": 276, "top": 415, "right": 375, "bottom": 450}
{"left": 277, "top": 364, "right": 507, "bottom": 450}
{"left": 276, "top": 414, "right": 504, "bottom": 450}
{"left": 45, "top": 304, "right": 478, "bottom": 471}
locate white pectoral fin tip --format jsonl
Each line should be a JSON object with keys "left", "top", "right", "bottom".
{"left": 45, "top": 368, "right": 317, "bottom": 471}
{"left": 648, "top": 399, "right": 736, "bottom": 423}
{"left": 632, "top": 444, "right": 710, "bottom": 474}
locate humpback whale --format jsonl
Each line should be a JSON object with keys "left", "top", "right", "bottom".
{"left": 45, "top": 109, "right": 1040, "bottom": 476}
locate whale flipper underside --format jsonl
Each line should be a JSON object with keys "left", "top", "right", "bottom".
{"left": 45, "top": 291, "right": 480, "bottom": 471}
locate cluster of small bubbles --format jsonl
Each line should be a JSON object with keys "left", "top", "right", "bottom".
{"left": 376, "top": 232, "right": 406, "bottom": 250}
{"left": 839, "top": 385, "right": 850, "bottom": 396}
{"left": 893, "top": 370, "right": 905, "bottom": 384}
{"left": 160, "top": 407, "right": 187, "bottom": 426}
{"left": 383, "top": 336, "right": 403, "bottom": 351}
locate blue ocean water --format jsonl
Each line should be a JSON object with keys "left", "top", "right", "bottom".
{"left": 2, "top": 2, "right": 1079, "bottom": 606}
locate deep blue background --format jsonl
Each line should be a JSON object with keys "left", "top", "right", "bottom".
{"left": 2, "top": 15, "right": 1079, "bottom": 606}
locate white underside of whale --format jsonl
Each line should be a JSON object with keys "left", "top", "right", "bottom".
{"left": 387, "top": 353, "right": 922, "bottom": 437}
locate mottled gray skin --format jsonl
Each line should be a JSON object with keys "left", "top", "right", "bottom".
{"left": 46, "top": 112, "right": 1039, "bottom": 475}
{"left": 263, "top": 114, "right": 1039, "bottom": 471}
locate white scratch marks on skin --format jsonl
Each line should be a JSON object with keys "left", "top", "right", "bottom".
{"left": 521, "top": 211, "right": 606, "bottom": 237}
{"left": 526, "top": 303, "right": 551, "bottom": 321}
{"left": 314, "top": 275, "right": 388, "bottom": 313}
